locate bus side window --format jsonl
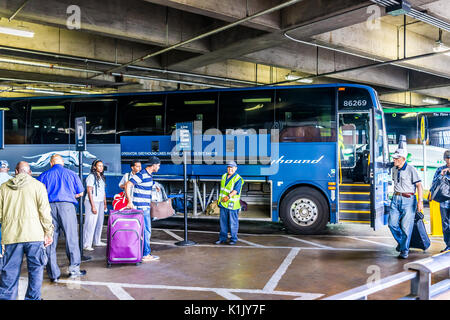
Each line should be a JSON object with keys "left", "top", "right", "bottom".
{"left": 71, "top": 99, "right": 117, "bottom": 144}
{"left": 2, "top": 100, "right": 27, "bottom": 144}
{"left": 29, "top": 100, "right": 70, "bottom": 144}
{"left": 166, "top": 92, "right": 218, "bottom": 134}
{"left": 117, "top": 95, "right": 165, "bottom": 139}
{"left": 276, "top": 87, "right": 335, "bottom": 143}
{"left": 218, "top": 89, "right": 275, "bottom": 132}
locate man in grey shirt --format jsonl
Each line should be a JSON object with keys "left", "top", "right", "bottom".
{"left": 389, "top": 148, "right": 423, "bottom": 259}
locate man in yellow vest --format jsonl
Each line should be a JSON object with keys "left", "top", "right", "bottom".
{"left": 215, "top": 161, "right": 244, "bottom": 245}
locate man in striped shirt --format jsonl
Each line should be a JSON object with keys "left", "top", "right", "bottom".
{"left": 125, "top": 156, "right": 161, "bottom": 262}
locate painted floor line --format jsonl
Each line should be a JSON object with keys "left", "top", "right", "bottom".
{"left": 282, "top": 235, "right": 333, "bottom": 249}
{"left": 263, "top": 248, "right": 300, "bottom": 292}
{"left": 108, "top": 284, "right": 135, "bottom": 300}
{"left": 345, "top": 236, "right": 394, "bottom": 248}
{"left": 46, "top": 278, "right": 323, "bottom": 300}
{"left": 162, "top": 229, "right": 184, "bottom": 241}
{"left": 237, "top": 238, "right": 265, "bottom": 247}
{"left": 150, "top": 241, "right": 385, "bottom": 252}
{"left": 214, "top": 289, "right": 242, "bottom": 300}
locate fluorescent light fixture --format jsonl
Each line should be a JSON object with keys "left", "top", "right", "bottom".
{"left": 0, "top": 107, "right": 10, "bottom": 111}
{"left": 31, "top": 105, "right": 65, "bottom": 110}
{"left": 0, "top": 57, "right": 50, "bottom": 67}
{"left": 184, "top": 100, "right": 215, "bottom": 105}
{"left": 242, "top": 98, "right": 271, "bottom": 103}
{"left": 244, "top": 104, "right": 264, "bottom": 112}
{"left": 285, "top": 74, "right": 313, "bottom": 83}
{"left": 132, "top": 102, "right": 163, "bottom": 107}
{"left": 70, "top": 90, "right": 91, "bottom": 95}
{"left": 0, "top": 26, "right": 34, "bottom": 38}
{"left": 433, "top": 41, "right": 450, "bottom": 56}
{"left": 26, "top": 86, "right": 65, "bottom": 95}
{"left": 423, "top": 98, "right": 439, "bottom": 105}
{"left": 401, "top": 112, "right": 418, "bottom": 119}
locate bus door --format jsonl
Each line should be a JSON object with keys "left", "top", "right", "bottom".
{"left": 337, "top": 112, "right": 372, "bottom": 224}
{"left": 370, "top": 108, "right": 387, "bottom": 230}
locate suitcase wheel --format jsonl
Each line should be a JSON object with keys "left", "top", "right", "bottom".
{"left": 136, "top": 262, "right": 142, "bottom": 266}
{"left": 107, "top": 263, "right": 112, "bottom": 268}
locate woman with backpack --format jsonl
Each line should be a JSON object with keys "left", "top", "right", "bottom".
{"left": 83, "top": 159, "right": 108, "bottom": 251}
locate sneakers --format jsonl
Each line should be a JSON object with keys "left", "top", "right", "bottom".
{"left": 94, "top": 241, "right": 107, "bottom": 247}
{"left": 68, "top": 270, "right": 87, "bottom": 278}
{"left": 142, "top": 255, "right": 160, "bottom": 262}
{"left": 83, "top": 246, "right": 94, "bottom": 251}
{"left": 228, "top": 241, "right": 237, "bottom": 245}
{"left": 398, "top": 251, "right": 409, "bottom": 259}
{"left": 215, "top": 240, "right": 227, "bottom": 245}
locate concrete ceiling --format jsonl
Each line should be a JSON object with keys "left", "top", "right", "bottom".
{"left": 0, "top": 0, "right": 448, "bottom": 108}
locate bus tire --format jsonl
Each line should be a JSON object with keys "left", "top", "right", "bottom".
{"left": 280, "top": 187, "right": 329, "bottom": 235}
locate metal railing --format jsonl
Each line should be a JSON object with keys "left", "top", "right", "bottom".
{"left": 323, "top": 251, "right": 450, "bottom": 300}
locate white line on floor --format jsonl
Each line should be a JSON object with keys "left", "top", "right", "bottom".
{"left": 345, "top": 236, "right": 394, "bottom": 248}
{"left": 162, "top": 229, "right": 184, "bottom": 241}
{"left": 214, "top": 289, "right": 242, "bottom": 300}
{"left": 282, "top": 235, "right": 333, "bottom": 249}
{"left": 108, "top": 284, "right": 135, "bottom": 300}
{"left": 263, "top": 248, "right": 300, "bottom": 292}
{"left": 237, "top": 239, "right": 265, "bottom": 247}
{"left": 52, "top": 278, "right": 323, "bottom": 300}
{"left": 149, "top": 241, "right": 384, "bottom": 252}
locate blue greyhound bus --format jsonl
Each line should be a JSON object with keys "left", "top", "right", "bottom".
{"left": 0, "top": 84, "right": 390, "bottom": 234}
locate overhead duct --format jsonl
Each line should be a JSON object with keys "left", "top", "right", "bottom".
{"left": 371, "top": 0, "right": 450, "bottom": 32}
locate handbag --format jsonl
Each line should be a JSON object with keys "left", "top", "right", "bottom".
{"left": 150, "top": 185, "right": 175, "bottom": 220}
{"left": 112, "top": 191, "right": 128, "bottom": 211}
{"left": 431, "top": 175, "right": 450, "bottom": 203}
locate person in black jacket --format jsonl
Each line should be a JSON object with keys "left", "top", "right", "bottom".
{"left": 429, "top": 150, "right": 450, "bottom": 253}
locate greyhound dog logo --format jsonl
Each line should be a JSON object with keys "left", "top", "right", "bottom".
{"left": 23, "top": 150, "right": 97, "bottom": 168}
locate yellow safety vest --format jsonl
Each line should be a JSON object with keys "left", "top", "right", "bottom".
{"left": 218, "top": 173, "right": 244, "bottom": 210}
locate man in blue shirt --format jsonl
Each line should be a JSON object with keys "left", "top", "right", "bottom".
{"left": 430, "top": 150, "right": 450, "bottom": 253}
{"left": 37, "top": 154, "right": 86, "bottom": 282}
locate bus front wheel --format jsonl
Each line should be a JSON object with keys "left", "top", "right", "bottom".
{"left": 280, "top": 187, "right": 329, "bottom": 235}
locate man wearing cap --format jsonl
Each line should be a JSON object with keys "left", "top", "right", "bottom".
{"left": 429, "top": 149, "right": 450, "bottom": 252}
{"left": 125, "top": 156, "right": 161, "bottom": 262}
{"left": 215, "top": 161, "right": 245, "bottom": 245}
{"left": 389, "top": 148, "right": 424, "bottom": 259}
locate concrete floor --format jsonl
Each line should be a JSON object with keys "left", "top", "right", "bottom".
{"left": 14, "top": 208, "right": 449, "bottom": 301}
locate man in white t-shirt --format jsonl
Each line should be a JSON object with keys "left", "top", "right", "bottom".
{"left": 119, "top": 160, "right": 141, "bottom": 200}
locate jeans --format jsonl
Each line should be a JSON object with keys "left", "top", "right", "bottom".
{"left": 142, "top": 208, "right": 152, "bottom": 256}
{"left": 47, "top": 202, "right": 82, "bottom": 280}
{"left": 388, "top": 195, "right": 417, "bottom": 254}
{"left": 440, "top": 205, "right": 450, "bottom": 247}
{"left": 219, "top": 207, "right": 240, "bottom": 243}
{"left": 0, "top": 242, "right": 47, "bottom": 300}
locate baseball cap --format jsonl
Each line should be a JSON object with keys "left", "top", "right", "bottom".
{"left": 444, "top": 150, "right": 450, "bottom": 159}
{"left": 392, "top": 149, "right": 407, "bottom": 159}
{"left": 0, "top": 160, "right": 9, "bottom": 169}
{"left": 148, "top": 156, "right": 161, "bottom": 166}
{"left": 226, "top": 161, "right": 237, "bottom": 168}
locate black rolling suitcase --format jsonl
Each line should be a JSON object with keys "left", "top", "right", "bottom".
{"left": 410, "top": 211, "right": 431, "bottom": 251}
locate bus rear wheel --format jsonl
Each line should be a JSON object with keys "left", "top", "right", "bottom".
{"left": 280, "top": 187, "right": 329, "bottom": 235}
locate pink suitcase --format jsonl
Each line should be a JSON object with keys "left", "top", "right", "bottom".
{"left": 106, "top": 209, "right": 144, "bottom": 267}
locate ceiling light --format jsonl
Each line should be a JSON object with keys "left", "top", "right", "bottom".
{"left": 70, "top": 90, "right": 91, "bottom": 95}
{"left": 0, "top": 26, "right": 34, "bottom": 38}
{"left": 422, "top": 98, "right": 439, "bottom": 105}
{"left": 0, "top": 57, "right": 50, "bottom": 67}
{"left": 433, "top": 41, "right": 450, "bottom": 56}
{"left": 285, "top": 74, "right": 314, "bottom": 83}
{"left": 244, "top": 104, "right": 264, "bottom": 112}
